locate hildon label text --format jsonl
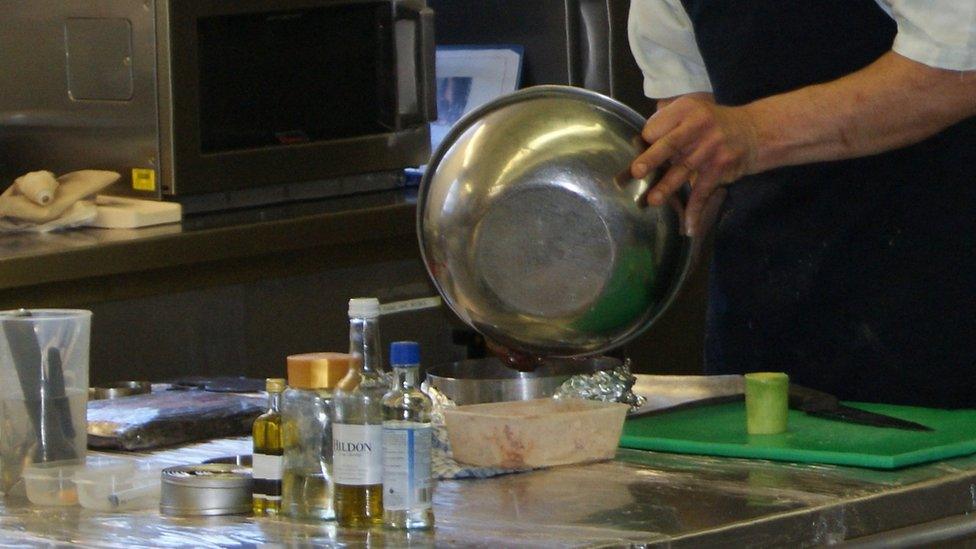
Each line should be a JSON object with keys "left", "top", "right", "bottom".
{"left": 335, "top": 440, "right": 374, "bottom": 453}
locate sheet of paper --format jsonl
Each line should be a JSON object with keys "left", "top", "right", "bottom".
{"left": 429, "top": 46, "right": 523, "bottom": 153}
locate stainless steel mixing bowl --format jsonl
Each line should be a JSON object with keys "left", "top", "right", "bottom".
{"left": 418, "top": 85, "right": 693, "bottom": 357}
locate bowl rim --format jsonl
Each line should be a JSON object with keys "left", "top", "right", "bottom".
{"left": 425, "top": 355, "right": 622, "bottom": 382}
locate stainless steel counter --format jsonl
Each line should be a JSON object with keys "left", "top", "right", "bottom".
{"left": 2, "top": 441, "right": 976, "bottom": 547}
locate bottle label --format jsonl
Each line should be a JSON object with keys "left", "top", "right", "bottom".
{"left": 252, "top": 453, "right": 283, "bottom": 500}
{"left": 382, "top": 422, "right": 432, "bottom": 511}
{"left": 333, "top": 423, "right": 384, "bottom": 485}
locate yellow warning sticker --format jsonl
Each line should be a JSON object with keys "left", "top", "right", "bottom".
{"left": 131, "top": 168, "right": 156, "bottom": 191}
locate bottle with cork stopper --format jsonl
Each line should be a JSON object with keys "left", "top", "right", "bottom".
{"left": 280, "top": 352, "right": 357, "bottom": 521}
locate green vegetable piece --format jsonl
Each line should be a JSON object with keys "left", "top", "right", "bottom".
{"left": 745, "top": 372, "right": 789, "bottom": 435}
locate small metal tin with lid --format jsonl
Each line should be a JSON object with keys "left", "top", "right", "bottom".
{"left": 159, "top": 464, "right": 252, "bottom": 516}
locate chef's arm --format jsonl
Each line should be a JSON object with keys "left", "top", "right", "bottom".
{"left": 655, "top": 92, "right": 713, "bottom": 111}
{"left": 632, "top": 51, "right": 976, "bottom": 235}
{"left": 748, "top": 51, "right": 976, "bottom": 172}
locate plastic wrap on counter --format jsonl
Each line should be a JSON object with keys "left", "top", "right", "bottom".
{"left": 114, "top": 436, "right": 253, "bottom": 469}
{"left": 553, "top": 358, "right": 647, "bottom": 413}
{"left": 87, "top": 389, "right": 265, "bottom": 450}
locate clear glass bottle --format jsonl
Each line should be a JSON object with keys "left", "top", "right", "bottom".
{"left": 253, "top": 377, "right": 285, "bottom": 516}
{"left": 333, "top": 297, "right": 386, "bottom": 527}
{"left": 382, "top": 341, "right": 434, "bottom": 530}
{"left": 347, "top": 297, "right": 390, "bottom": 385}
{"left": 280, "top": 353, "right": 355, "bottom": 521}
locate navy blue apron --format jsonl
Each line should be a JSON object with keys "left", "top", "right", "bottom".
{"left": 677, "top": 0, "right": 976, "bottom": 407}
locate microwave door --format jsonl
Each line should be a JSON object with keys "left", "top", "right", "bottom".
{"left": 166, "top": 1, "right": 432, "bottom": 197}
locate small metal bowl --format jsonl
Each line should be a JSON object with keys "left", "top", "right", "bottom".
{"left": 89, "top": 381, "right": 152, "bottom": 400}
{"left": 418, "top": 85, "right": 693, "bottom": 357}
{"left": 426, "top": 356, "right": 620, "bottom": 405}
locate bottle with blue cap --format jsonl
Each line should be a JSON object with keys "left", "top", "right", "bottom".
{"left": 381, "top": 341, "right": 434, "bottom": 529}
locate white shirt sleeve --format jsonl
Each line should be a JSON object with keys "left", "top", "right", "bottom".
{"left": 627, "top": 0, "right": 713, "bottom": 99}
{"left": 876, "top": 1, "right": 976, "bottom": 70}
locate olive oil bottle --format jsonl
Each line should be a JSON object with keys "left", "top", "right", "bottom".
{"left": 333, "top": 298, "right": 387, "bottom": 527}
{"left": 252, "top": 378, "right": 286, "bottom": 516}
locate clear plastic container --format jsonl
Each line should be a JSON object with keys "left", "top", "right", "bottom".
{"left": 22, "top": 460, "right": 83, "bottom": 506}
{"left": 73, "top": 457, "right": 161, "bottom": 512}
{"left": 1, "top": 309, "right": 91, "bottom": 495}
{"left": 443, "top": 398, "right": 629, "bottom": 468}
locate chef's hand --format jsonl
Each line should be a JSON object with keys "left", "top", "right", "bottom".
{"left": 631, "top": 93, "right": 759, "bottom": 236}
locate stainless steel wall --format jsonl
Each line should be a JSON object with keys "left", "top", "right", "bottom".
{"left": 428, "top": 0, "right": 654, "bottom": 116}
{"left": 82, "top": 254, "right": 706, "bottom": 384}
{"left": 86, "top": 257, "right": 469, "bottom": 384}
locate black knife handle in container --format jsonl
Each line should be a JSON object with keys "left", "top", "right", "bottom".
{"left": 46, "top": 348, "right": 77, "bottom": 440}
{"left": 2, "top": 317, "right": 45, "bottom": 445}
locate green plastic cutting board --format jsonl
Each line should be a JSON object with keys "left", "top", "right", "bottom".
{"left": 620, "top": 401, "right": 976, "bottom": 469}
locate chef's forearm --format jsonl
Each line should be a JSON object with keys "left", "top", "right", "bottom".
{"left": 657, "top": 92, "right": 714, "bottom": 111}
{"left": 745, "top": 51, "right": 976, "bottom": 173}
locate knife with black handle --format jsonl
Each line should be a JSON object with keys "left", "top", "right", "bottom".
{"left": 788, "top": 384, "right": 933, "bottom": 432}
{"left": 46, "top": 347, "right": 77, "bottom": 441}
{"left": 2, "top": 315, "right": 45, "bottom": 447}
{"left": 629, "top": 379, "right": 933, "bottom": 431}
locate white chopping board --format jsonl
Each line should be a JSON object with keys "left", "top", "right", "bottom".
{"left": 91, "top": 195, "right": 181, "bottom": 228}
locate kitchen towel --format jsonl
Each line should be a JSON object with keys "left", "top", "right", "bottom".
{"left": 0, "top": 170, "right": 119, "bottom": 232}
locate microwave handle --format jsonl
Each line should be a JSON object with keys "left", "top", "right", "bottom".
{"left": 397, "top": 1, "right": 437, "bottom": 123}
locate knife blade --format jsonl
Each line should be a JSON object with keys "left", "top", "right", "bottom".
{"left": 788, "top": 384, "right": 933, "bottom": 431}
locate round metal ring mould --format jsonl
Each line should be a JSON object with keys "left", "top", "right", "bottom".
{"left": 89, "top": 381, "right": 152, "bottom": 400}
{"left": 160, "top": 464, "right": 252, "bottom": 516}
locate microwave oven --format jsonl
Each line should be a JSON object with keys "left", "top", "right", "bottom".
{"left": 0, "top": 0, "right": 435, "bottom": 206}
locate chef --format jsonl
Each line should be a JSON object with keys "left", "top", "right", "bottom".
{"left": 627, "top": 1, "right": 976, "bottom": 407}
